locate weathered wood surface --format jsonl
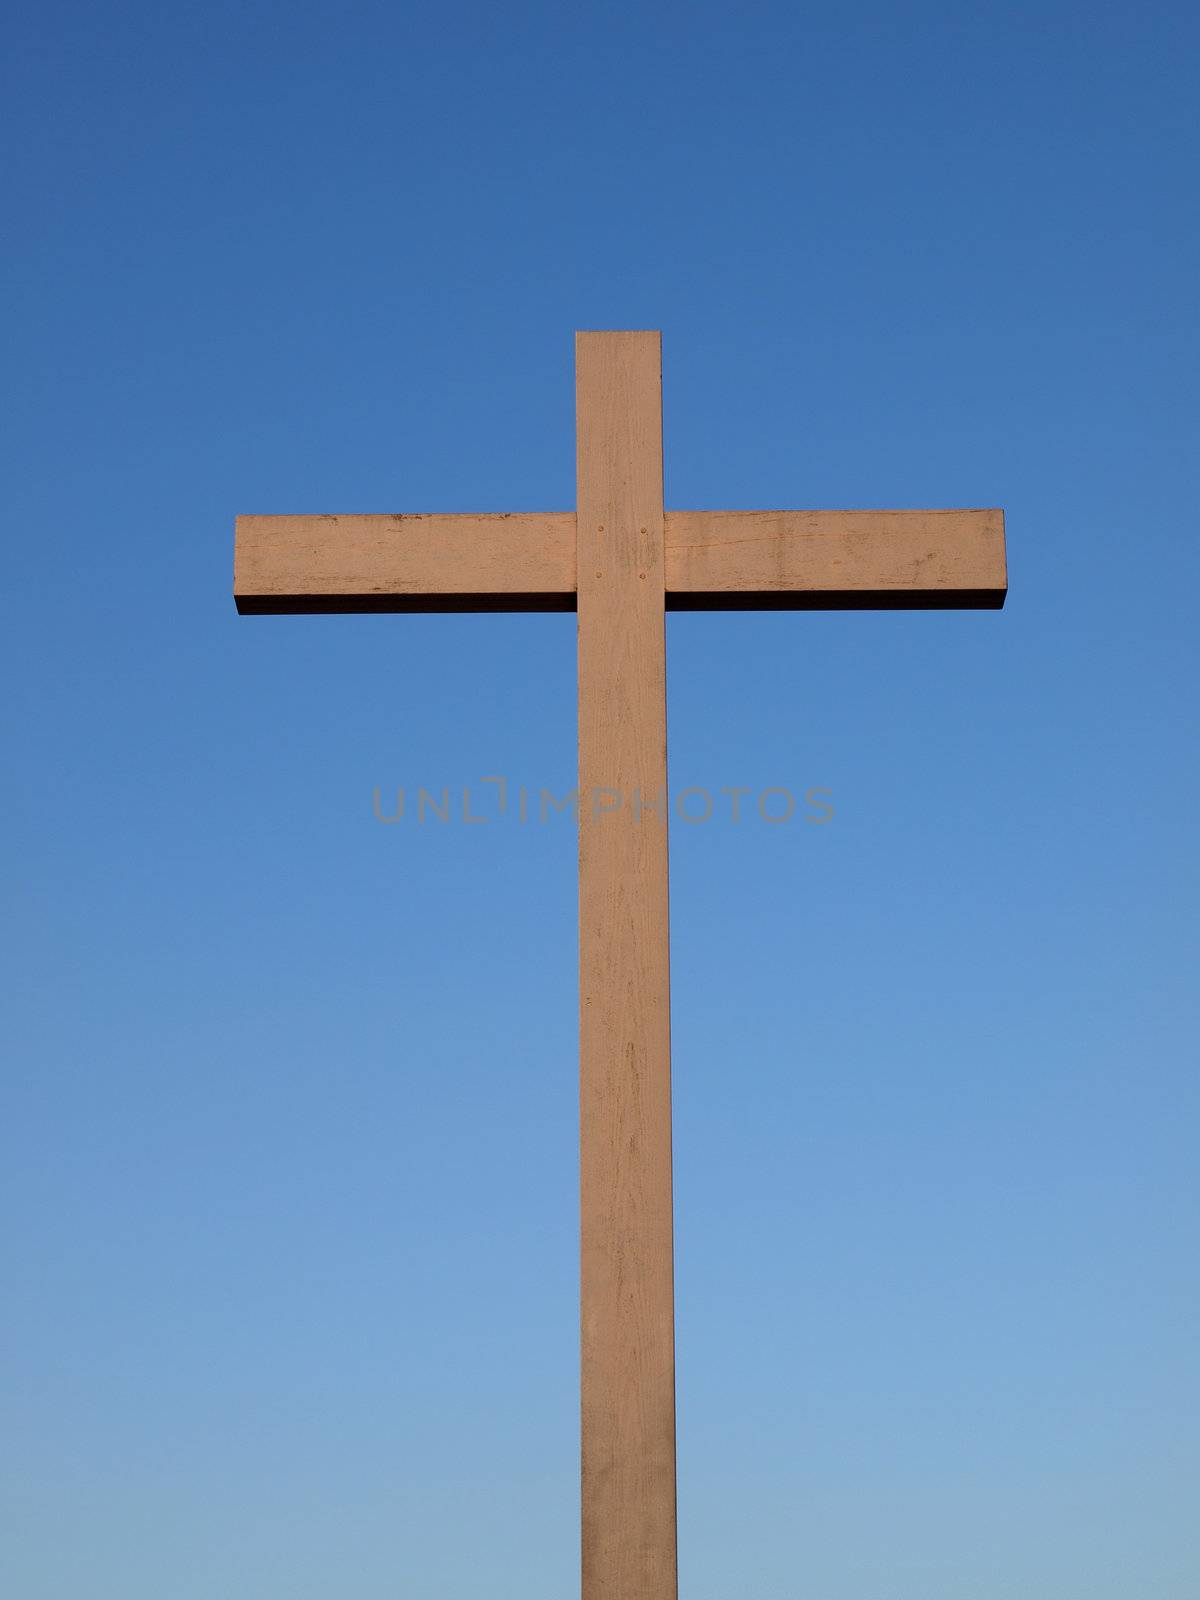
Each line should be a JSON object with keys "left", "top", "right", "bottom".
{"left": 576, "top": 331, "right": 677, "bottom": 1600}
{"left": 234, "top": 511, "right": 576, "bottom": 612}
{"left": 665, "top": 507, "right": 1006, "bottom": 609}
{"left": 235, "top": 508, "right": 1005, "bottom": 612}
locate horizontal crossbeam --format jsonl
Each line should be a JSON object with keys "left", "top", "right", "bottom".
{"left": 234, "top": 507, "right": 1006, "bottom": 613}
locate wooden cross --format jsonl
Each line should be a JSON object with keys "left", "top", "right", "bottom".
{"left": 234, "top": 331, "right": 1006, "bottom": 1600}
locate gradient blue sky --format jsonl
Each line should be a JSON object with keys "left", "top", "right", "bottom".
{"left": 3, "top": 2, "right": 1198, "bottom": 1596}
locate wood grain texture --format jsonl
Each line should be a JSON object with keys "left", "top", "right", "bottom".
{"left": 664, "top": 507, "right": 1007, "bottom": 608}
{"left": 234, "top": 512, "right": 576, "bottom": 613}
{"left": 576, "top": 332, "right": 677, "bottom": 1600}
{"left": 234, "top": 508, "right": 1005, "bottom": 613}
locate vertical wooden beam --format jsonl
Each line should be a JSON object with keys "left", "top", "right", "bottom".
{"left": 576, "top": 331, "right": 677, "bottom": 1600}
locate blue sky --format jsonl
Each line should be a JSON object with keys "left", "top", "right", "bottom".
{"left": 3, "top": 2, "right": 1197, "bottom": 1596}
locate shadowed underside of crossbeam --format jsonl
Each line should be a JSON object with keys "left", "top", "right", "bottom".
{"left": 233, "top": 507, "right": 1007, "bottom": 613}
